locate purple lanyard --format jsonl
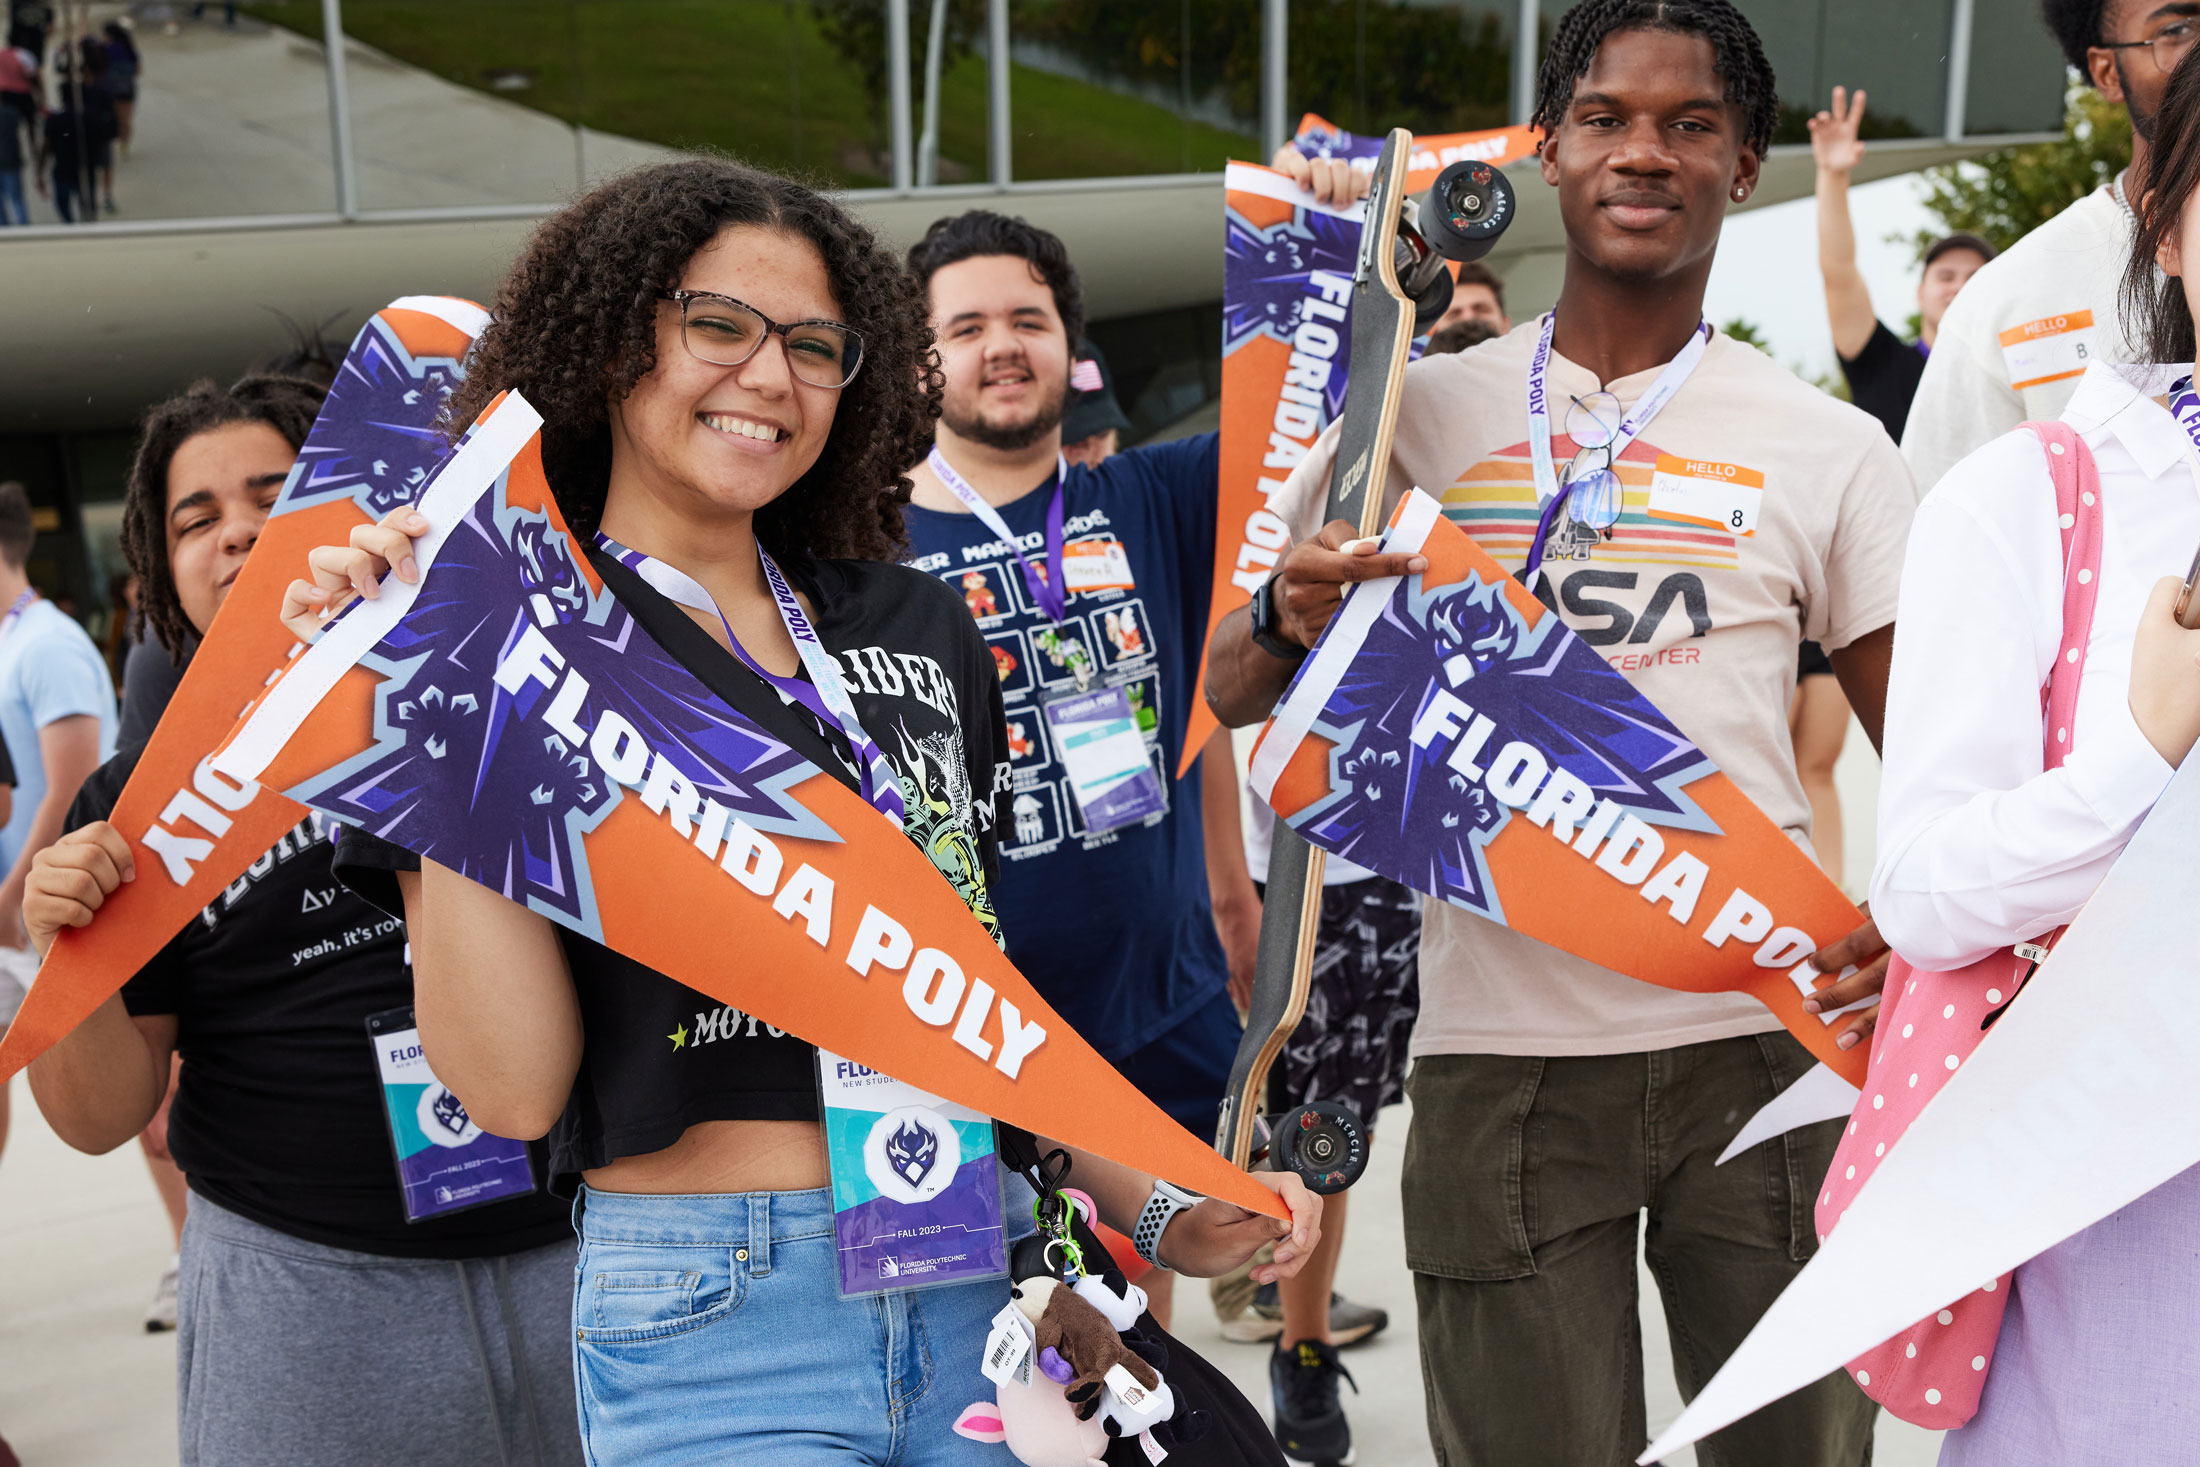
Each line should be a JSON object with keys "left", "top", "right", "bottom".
{"left": 2170, "top": 376, "right": 2200, "bottom": 451}
{"left": 926, "top": 447, "right": 1070, "bottom": 623}
{"left": 595, "top": 533, "right": 907, "bottom": 829}
{"left": 0, "top": 589, "right": 33, "bottom": 650}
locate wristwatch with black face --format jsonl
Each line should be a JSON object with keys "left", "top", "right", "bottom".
{"left": 1249, "top": 572, "right": 1309, "bottom": 662}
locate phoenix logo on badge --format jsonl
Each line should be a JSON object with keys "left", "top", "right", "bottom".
{"left": 865, "top": 1105, "right": 962, "bottom": 1204}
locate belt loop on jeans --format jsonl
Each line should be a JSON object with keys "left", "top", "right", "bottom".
{"left": 746, "top": 1194, "right": 771, "bottom": 1277}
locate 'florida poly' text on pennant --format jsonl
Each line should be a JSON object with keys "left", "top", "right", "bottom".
{"left": 1180, "top": 119, "right": 1542, "bottom": 774}
{"left": 0, "top": 297, "right": 486, "bottom": 1081}
{"left": 209, "top": 391, "right": 1290, "bottom": 1221}
{"left": 1248, "top": 491, "right": 1872, "bottom": 1086}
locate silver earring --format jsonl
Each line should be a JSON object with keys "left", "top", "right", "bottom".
{"left": 1733, "top": 186, "right": 1747, "bottom": 200}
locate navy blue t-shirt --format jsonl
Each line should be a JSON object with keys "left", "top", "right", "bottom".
{"left": 903, "top": 434, "right": 1227, "bottom": 1060}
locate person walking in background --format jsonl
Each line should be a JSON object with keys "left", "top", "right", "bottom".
{"left": 0, "top": 60, "right": 27, "bottom": 227}
{"left": 0, "top": 481, "right": 117, "bottom": 1181}
{"left": 73, "top": 39, "right": 115, "bottom": 215}
{"left": 34, "top": 62, "right": 85, "bottom": 223}
{"left": 101, "top": 21, "right": 136, "bottom": 154}
{"left": 1905, "top": 0, "right": 2186, "bottom": 491}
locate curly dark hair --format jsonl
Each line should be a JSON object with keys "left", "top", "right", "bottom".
{"left": 905, "top": 210, "right": 1086, "bottom": 349}
{"left": 1533, "top": 0, "right": 1779, "bottom": 158}
{"left": 121, "top": 375, "right": 327, "bottom": 660}
{"left": 444, "top": 158, "right": 940, "bottom": 562}
{"left": 2124, "top": 41, "right": 2200, "bottom": 362}
{"left": 2041, "top": 0, "right": 2110, "bottom": 75}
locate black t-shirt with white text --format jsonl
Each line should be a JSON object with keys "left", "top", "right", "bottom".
{"left": 334, "top": 546, "right": 1009, "bottom": 1194}
{"left": 72, "top": 748, "right": 572, "bottom": 1259}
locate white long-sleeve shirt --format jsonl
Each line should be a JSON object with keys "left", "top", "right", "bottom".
{"left": 1872, "top": 361, "right": 2190, "bottom": 969}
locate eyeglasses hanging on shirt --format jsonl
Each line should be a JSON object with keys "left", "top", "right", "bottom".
{"left": 595, "top": 533, "right": 907, "bottom": 830}
{"left": 1521, "top": 313, "right": 1712, "bottom": 587}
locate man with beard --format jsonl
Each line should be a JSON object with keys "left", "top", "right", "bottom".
{"left": 901, "top": 211, "right": 1237, "bottom": 1331}
{"left": 1903, "top": 0, "right": 2195, "bottom": 491}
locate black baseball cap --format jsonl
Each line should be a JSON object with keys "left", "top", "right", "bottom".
{"left": 1063, "top": 341, "right": 1132, "bottom": 444}
{"left": 1923, "top": 233, "right": 1996, "bottom": 269}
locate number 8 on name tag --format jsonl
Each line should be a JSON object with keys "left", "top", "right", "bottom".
{"left": 1648, "top": 455, "right": 1763, "bottom": 537}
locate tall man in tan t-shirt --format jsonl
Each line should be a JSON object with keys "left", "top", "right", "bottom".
{"left": 1205, "top": 3, "right": 1911, "bottom": 1463}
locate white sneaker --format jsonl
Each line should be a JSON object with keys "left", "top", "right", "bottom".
{"left": 145, "top": 1254, "right": 178, "bottom": 1333}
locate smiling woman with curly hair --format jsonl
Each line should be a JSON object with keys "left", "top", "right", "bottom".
{"left": 267, "top": 157, "right": 1318, "bottom": 1465}
{"left": 443, "top": 157, "right": 940, "bottom": 559}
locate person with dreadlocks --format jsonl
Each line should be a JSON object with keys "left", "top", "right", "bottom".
{"left": 1205, "top": 2, "right": 1917, "bottom": 1461}
{"left": 21, "top": 375, "right": 585, "bottom": 1467}
{"left": 1903, "top": 0, "right": 2194, "bottom": 493}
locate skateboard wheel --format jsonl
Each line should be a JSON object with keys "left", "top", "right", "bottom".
{"left": 1410, "top": 264, "right": 1454, "bottom": 333}
{"left": 1423, "top": 159, "right": 1514, "bottom": 263}
{"left": 1270, "top": 1102, "right": 1368, "bottom": 1195}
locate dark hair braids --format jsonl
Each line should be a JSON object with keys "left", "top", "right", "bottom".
{"left": 444, "top": 158, "right": 941, "bottom": 562}
{"left": 2040, "top": 0, "right": 2109, "bottom": 74}
{"left": 1532, "top": 0, "right": 1778, "bottom": 157}
{"left": 905, "top": 210, "right": 1086, "bottom": 349}
{"left": 121, "top": 374, "right": 327, "bottom": 660}
{"left": 2123, "top": 41, "right": 2200, "bottom": 363}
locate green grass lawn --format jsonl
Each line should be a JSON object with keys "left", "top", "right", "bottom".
{"left": 242, "top": 0, "right": 1257, "bottom": 187}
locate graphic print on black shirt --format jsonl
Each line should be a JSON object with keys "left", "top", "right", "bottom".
{"left": 69, "top": 746, "right": 570, "bottom": 1260}
{"left": 335, "top": 547, "right": 1010, "bottom": 1190}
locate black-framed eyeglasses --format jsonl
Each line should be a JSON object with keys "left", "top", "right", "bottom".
{"left": 2101, "top": 20, "right": 2199, "bottom": 74}
{"left": 659, "top": 290, "right": 865, "bottom": 389}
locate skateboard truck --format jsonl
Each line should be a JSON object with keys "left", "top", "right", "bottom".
{"left": 1250, "top": 1102, "right": 1369, "bottom": 1196}
{"left": 1395, "top": 159, "right": 1517, "bottom": 330}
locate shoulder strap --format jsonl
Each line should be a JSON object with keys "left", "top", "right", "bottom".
{"left": 2021, "top": 421, "right": 2103, "bottom": 771}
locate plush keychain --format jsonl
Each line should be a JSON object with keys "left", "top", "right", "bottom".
{"left": 957, "top": 1161, "right": 1202, "bottom": 1464}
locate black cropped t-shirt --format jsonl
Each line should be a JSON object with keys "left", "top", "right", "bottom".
{"left": 334, "top": 546, "right": 1009, "bottom": 1193}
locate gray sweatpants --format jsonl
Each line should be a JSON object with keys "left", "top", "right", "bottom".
{"left": 177, "top": 1192, "right": 583, "bottom": 1467}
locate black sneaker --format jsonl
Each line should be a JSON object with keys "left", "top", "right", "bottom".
{"left": 1225, "top": 1282, "right": 1390, "bottom": 1347}
{"left": 1270, "top": 1338, "right": 1358, "bottom": 1466}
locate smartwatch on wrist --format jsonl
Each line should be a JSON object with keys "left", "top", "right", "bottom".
{"left": 1249, "top": 572, "right": 1309, "bottom": 662}
{"left": 1132, "top": 1179, "right": 1202, "bottom": 1269}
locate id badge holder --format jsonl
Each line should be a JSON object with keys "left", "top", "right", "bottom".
{"left": 817, "top": 1049, "right": 1010, "bottom": 1297}
{"left": 1040, "top": 679, "right": 1169, "bottom": 837}
{"left": 366, "top": 1007, "right": 537, "bottom": 1223}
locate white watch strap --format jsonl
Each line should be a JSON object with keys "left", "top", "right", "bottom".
{"left": 1132, "top": 1180, "right": 1201, "bottom": 1267}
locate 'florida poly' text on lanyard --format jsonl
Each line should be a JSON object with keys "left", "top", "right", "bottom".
{"left": 595, "top": 534, "right": 907, "bottom": 829}
{"left": 1522, "top": 314, "right": 1712, "bottom": 581}
{"left": 927, "top": 448, "right": 1075, "bottom": 623}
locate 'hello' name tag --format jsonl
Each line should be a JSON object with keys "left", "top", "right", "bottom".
{"left": 1999, "top": 311, "right": 2100, "bottom": 392}
{"left": 1648, "top": 455, "right": 1764, "bottom": 536}
{"left": 1062, "top": 538, "right": 1136, "bottom": 595}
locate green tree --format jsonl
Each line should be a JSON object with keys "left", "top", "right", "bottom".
{"left": 1909, "top": 85, "right": 2132, "bottom": 258}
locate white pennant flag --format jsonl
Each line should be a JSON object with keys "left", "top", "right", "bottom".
{"left": 1642, "top": 756, "right": 2200, "bottom": 1462}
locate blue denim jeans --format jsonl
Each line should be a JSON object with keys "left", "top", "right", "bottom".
{"left": 572, "top": 1183, "right": 1036, "bottom": 1466}
{"left": 0, "top": 170, "right": 26, "bottom": 226}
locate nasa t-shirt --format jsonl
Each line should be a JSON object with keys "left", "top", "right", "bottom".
{"left": 903, "top": 434, "right": 1231, "bottom": 1061}
{"left": 1273, "top": 324, "right": 1914, "bottom": 1058}
{"left": 74, "top": 747, "right": 571, "bottom": 1259}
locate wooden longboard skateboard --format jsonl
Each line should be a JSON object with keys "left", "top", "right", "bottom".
{"left": 1214, "top": 129, "right": 1516, "bottom": 1192}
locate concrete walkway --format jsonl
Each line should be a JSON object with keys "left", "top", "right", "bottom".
{"left": 0, "top": 1071, "right": 1940, "bottom": 1466}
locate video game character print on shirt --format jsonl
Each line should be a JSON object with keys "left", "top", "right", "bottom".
{"left": 915, "top": 507, "right": 1168, "bottom": 862}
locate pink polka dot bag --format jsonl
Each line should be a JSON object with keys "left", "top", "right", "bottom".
{"left": 1814, "top": 422, "right": 2101, "bottom": 1430}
